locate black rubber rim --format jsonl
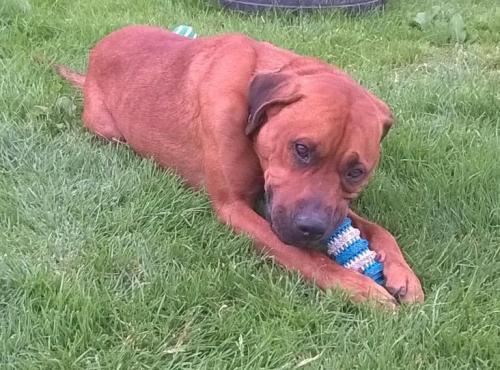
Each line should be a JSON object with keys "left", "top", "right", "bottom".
{"left": 220, "top": 0, "right": 386, "bottom": 12}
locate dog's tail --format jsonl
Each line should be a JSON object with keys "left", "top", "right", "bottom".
{"left": 34, "top": 54, "right": 86, "bottom": 89}
{"left": 53, "top": 64, "right": 85, "bottom": 89}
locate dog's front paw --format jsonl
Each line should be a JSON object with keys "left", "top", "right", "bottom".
{"left": 383, "top": 262, "right": 424, "bottom": 304}
{"left": 319, "top": 266, "right": 397, "bottom": 310}
{"left": 303, "top": 250, "right": 397, "bottom": 309}
{"left": 344, "top": 272, "right": 398, "bottom": 310}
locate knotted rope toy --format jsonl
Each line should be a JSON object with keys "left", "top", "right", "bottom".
{"left": 323, "top": 217, "right": 384, "bottom": 285}
{"left": 172, "top": 25, "right": 198, "bottom": 39}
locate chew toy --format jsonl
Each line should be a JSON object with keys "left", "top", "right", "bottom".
{"left": 172, "top": 25, "right": 197, "bottom": 39}
{"left": 323, "top": 217, "right": 384, "bottom": 285}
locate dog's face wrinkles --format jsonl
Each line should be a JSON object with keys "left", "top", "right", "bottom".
{"left": 253, "top": 75, "right": 393, "bottom": 246}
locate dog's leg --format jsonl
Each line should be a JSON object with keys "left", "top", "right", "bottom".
{"left": 216, "top": 201, "right": 396, "bottom": 308}
{"left": 82, "top": 80, "right": 124, "bottom": 142}
{"left": 53, "top": 63, "right": 123, "bottom": 142}
{"left": 348, "top": 210, "right": 424, "bottom": 303}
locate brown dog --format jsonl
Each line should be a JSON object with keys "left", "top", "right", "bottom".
{"left": 55, "top": 25, "right": 423, "bottom": 307}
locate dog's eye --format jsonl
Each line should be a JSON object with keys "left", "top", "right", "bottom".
{"left": 294, "top": 142, "right": 310, "bottom": 162}
{"left": 345, "top": 167, "right": 365, "bottom": 182}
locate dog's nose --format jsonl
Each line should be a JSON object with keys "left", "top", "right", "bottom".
{"left": 294, "top": 212, "right": 328, "bottom": 240}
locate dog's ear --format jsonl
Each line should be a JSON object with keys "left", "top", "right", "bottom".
{"left": 371, "top": 95, "right": 394, "bottom": 141}
{"left": 246, "top": 72, "right": 303, "bottom": 136}
{"left": 381, "top": 112, "right": 394, "bottom": 140}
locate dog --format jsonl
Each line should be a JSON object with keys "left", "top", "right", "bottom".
{"left": 55, "top": 25, "right": 424, "bottom": 307}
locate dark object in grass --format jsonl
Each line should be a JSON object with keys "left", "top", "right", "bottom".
{"left": 220, "top": 0, "right": 386, "bottom": 12}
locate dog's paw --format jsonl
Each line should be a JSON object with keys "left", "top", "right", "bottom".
{"left": 322, "top": 268, "right": 398, "bottom": 310}
{"left": 351, "top": 274, "right": 398, "bottom": 310}
{"left": 383, "top": 262, "right": 424, "bottom": 304}
{"left": 304, "top": 250, "right": 397, "bottom": 309}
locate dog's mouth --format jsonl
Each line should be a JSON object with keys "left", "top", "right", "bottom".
{"left": 264, "top": 188, "right": 273, "bottom": 219}
{"left": 270, "top": 217, "right": 326, "bottom": 248}
{"left": 255, "top": 190, "right": 292, "bottom": 241}
{"left": 265, "top": 196, "right": 332, "bottom": 248}
{"left": 253, "top": 191, "right": 271, "bottom": 221}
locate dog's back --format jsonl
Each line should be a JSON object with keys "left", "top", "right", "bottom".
{"left": 79, "top": 26, "right": 227, "bottom": 186}
{"left": 86, "top": 26, "right": 200, "bottom": 137}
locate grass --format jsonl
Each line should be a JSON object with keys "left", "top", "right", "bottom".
{"left": 1, "top": 0, "right": 499, "bottom": 368}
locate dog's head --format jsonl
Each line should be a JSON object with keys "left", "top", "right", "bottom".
{"left": 247, "top": 71, "right": 393, "bottom": 247}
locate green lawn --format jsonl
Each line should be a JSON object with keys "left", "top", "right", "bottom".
{"left": 1, "top": 0, "right": 499, "bottom": 368}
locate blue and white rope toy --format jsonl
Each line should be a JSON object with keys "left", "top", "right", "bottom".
{"left": 323, "top": 217, "right": 384, "bottom": 285}
{"left": 172, "top": 25, "right": 197, "bottom": 39}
